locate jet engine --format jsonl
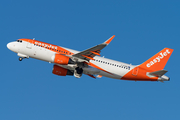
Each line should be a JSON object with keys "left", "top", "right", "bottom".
{"left": 52, "top": 65, "right": 73, "bottom": 76}
{"left": 52, "top": 54, "right": 74, "bottom": 65}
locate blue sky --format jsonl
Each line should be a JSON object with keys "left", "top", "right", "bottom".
{"left": 1, "top": 0, "right": 180, "bottom": 120}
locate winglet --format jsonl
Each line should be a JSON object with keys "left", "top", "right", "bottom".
{"left": 104, "top": 35, "right": 115, "bottom": 45}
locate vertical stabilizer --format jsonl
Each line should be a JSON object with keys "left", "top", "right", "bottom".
{"left": 139, "top": 48, "right": 173, "bottom": 71}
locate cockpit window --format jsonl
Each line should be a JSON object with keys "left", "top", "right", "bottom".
{"left": 17, "top": 40, "right": 22, "bottom": 43}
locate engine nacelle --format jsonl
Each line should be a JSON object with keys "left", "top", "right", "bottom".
{"left": 52, "top": 54, "right": 74, "bottom": 65}
{"left": 52, "top": 65, "right": 73, "bottom": 76}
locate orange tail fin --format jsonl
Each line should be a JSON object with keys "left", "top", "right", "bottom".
{"left": 139, "top": 48, "right": 173, "bottom": 71}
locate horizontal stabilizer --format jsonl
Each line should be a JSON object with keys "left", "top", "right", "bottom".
{"left": 149, "top": 70, "right": 168, "bottom": 77}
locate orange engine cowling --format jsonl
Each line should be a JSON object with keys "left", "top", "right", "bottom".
{"left": 53, "top": 54, "right": 74, "bottom": 65}
{"left": 52, "top": 65, "right": 73, "bottom": 76}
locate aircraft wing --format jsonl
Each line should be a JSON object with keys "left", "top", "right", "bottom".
{"left": 71, "top": 35, "right": 115, "bottom": 62}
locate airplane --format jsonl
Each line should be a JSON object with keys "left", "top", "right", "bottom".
{"left": 7, "top": 35, "right": 173, "bottom": 82}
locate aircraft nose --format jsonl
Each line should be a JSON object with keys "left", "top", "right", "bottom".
{"left": 7, "top": 42, "right": 12, "bottom": 50}
{"left": 7, "top": 42, "right": 18, "bottom": 53}
{"left": 7, "top": 42, "right": 15, "bottom": 51}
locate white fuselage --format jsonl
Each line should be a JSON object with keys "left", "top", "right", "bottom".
{"left": 7, "top": 41, "right": 135, "bottom": 79}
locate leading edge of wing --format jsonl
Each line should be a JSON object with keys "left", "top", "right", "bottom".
{"left": 71, "top": 35, "right": 115, "bottom": 61}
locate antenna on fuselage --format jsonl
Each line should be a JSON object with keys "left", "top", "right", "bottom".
{"left": 33, "top": 38, "right": 35, "bottom": 40}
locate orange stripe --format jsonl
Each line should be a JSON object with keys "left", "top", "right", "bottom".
{"left": 81, "top": 55, "right": 95, "bottom": 60}
{"left": 90, "top": 51, "right": 101, "bottom": 56}
{"left": 19, "top": 38, "right": 74, "bottom": 55}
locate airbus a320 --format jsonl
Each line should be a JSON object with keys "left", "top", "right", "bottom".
{"left": 7, "top": 35, "right": 173, "bottom": 82}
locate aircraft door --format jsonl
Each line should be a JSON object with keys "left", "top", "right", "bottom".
{"left": 132, "top": 67, "right": 138, "bottom": 76}
{"left": 26, "top": 40, "right": 32, "bottom": 49}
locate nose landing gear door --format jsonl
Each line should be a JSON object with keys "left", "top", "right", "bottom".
{"left": 27, "top": 40, "right": 32, "bottom": 49}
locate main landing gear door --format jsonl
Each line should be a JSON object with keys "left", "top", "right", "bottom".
{"left": 26, "top": 40, "right": 32, "bottom": 49}
{"left": 132, "top": 67, "right": 138, "bottom": 76}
